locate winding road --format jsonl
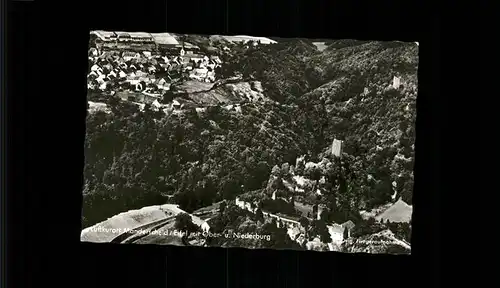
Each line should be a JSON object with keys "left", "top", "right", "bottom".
{"left": 108, "top": 204, "right": 207, "bottom": 244}
{"left": 110, "top": 215, "right": 176, "bottom": 243}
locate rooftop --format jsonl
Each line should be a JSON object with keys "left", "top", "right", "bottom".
{"left": 91, "top": 30, "right": 116, "bottom": 40}
{"left": 328, "top": 224, "right": 344, "bottom": 234}
{"left": 183, "top": 42, "right": 200, "bottom": 49}
{"left": 341, "top": 220, "right": 355, "bottom": 230}
{"left": 375, "top": 199, "right": 413, "bottom": 223}
{"left": 185, "top": 54, "right": 205, "bottom": 59}
{"left": 221, "top": 35, "right": 277, "bottom": 44}
{"left": 151, "top": 33, "right": 180, "bottom": 45}
{"left": 115, "top": 31, "right": 131, "bottom": 38}
{"left": 128, "top": 32, "right": 154, "bottom": 39}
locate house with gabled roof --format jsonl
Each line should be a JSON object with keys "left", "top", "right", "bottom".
{"left": 128, "top": 32, "right": 154, "bottom": 43}
{"left": 182, "top": 42, "right": 200, "bottom": 53}
{"left": 91, "top": 31, "right": 117, "bottom": 42}
{"left": 341, "top": 220, "right": 355, "bottom": 230}
{"left": 157, "top": 78, "right": 167, "bottom": 86}
{"left": 201, "top": 221, "right": 210, "bottom": 233}
{"left": 341, "top": 220, "right": 355, "bottom": 238}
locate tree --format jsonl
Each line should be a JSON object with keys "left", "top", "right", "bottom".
{"left": 261, "top": 220, "right": 301, "bottom": 250}
{"left": 174, "top": 213, "right": 199, "bottom": 238}
{"left": 299, "top": 216, "right": 309, "bottom": 229}
{"left": 320, "top": 210, "right": 329, "bottom": 222}
{"left": 162, "top": 90, "right": 174, "bottom": 104}
{"left": 315, "top": 220, "right": 331, "bottom": 243}
{"left": 219, "top": 201, "right": 227, "bottom": 215}
{"left": 309, "top": 168, "right": 322, "bottom": 193}
{"left": 367, "top": 217, "right": 376, "bottom": 226}
{"left": 255, "top": 208, "right": 264, "bottom": 222}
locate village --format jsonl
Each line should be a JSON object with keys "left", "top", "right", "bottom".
{"left": 87, "top": 31, "right": 224, "bottom": 112}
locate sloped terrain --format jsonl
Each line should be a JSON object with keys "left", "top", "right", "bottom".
{"left": 84, "top": 36, "right": 417, "bottom": 253}
{"left": 81, "top": 205, "right": 171, "bottom": 242}
{"left": 182, "top": 81, "right": 268, "bottom": 106}
{"left": 341, "top": 229, "right": 411, "bottom": 254}
{"left": 375, "top": 199, "right": 412, "bottom": 223}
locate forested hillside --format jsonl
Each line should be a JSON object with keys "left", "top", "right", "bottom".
{"left": 83, "top": 37, "right": 418, "bottom": 234}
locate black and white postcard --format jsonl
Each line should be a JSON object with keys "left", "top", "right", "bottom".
{"left": 82, "top": 31, "right": 418, "bottom": 254}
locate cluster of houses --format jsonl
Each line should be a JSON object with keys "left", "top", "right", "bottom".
{"left": 234, "top": 196, "right": 355, "bottom": 248}
{"left": 87, "top": 32, "right": 224, "bottom": 107}
{"left": 89, "top": 31, "right": 222, "bottom": 85}
{"left": 90, "top": 31, "right": 157, "bottom": 51}
{"left": 87, "top": 49, "right": 222, "bottom": 92}
{"left": 87, "top": 50, "right": 171, "bottom": 95}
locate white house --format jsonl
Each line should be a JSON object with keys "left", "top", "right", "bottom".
{"left": 90, "top": 64, "right": 100, "bottom": 72}
{"left": 328, "top": 224, "right": 345, "bottom": 244}
{"left": 157, "top": 78, "right": 167, "bottom": 86}
{"left": 88, "top": 71, "right": 98, "bottom": 79}
{"left": 135, "top": 83, "right": 144, "bottom": 91}
{"left": 169, "top": 99, "right": 181, "bottom": 110}
{"left": 392, "top": 76, "right": 401, "bottom": 89}
{"left": 152, "top": 99, "right": 162, "bottom": 110}
{"left": 235, "top": 197, "right": 247, "bottom": 210}
{"left": 201, "top": 221, "right": 210, "bottom": 233}
{"left": 316, "top": 208, "right": 321, "bottom": 220}
{"left": 89, "top": 48, "right": 99, "bottom": 57}
{"left": 96, "top": 74, "right": 106, "bottom": 84}
{"left": 340, "top": 220, "right": 355, "bottom": 238}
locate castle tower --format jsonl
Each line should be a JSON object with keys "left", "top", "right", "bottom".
{"left": 317, "top": 206, "right": 323, "bottom": 220}
{"left": 332, "top": 139, "right": 343, "bottom": 157}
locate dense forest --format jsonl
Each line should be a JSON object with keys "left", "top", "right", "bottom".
{"left": 83, "top": 38, "right": 418, "bottom": 233}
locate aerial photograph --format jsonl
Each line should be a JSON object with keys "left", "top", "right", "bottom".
{"left": 81, "top": 31, "right": 418, "bottom": 254}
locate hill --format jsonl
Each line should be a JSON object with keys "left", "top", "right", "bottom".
{"left": 83, "top": 98, "right": 307, "bottom": 227}
{"left": 375, "top": 198, "right": 412, "bottom": 223}
{"left": 83, "top": 36, "right": 418, "bottom": 252}
{"left": 81, "top": 204, "right": 171, "bottom": 242}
